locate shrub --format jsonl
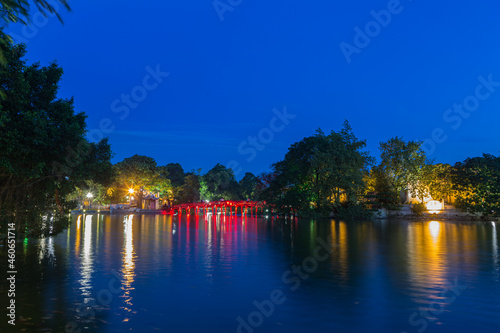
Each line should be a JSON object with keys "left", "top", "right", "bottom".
{"left": 336, "top": 202, "right": 373, "bottom": 220}
{"left": 411, "top": 203, "right": 427, "bottom": 216}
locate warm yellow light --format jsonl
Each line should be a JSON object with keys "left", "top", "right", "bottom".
{"left": 429, "top": 221, "right": 441, "bottom": 239}
{"left": 426, "top": 200, "right": 442, "bottom": 214}
{"left": 128, "top": 188, "right": 134, "bottom": 194}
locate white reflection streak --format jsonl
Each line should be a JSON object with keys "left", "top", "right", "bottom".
{"left": 121, "top": 215, "right": 135, "bottom": 315}
{"left": 79, "top": 215, "right": 94, "bottom": 301}
{"left": 429, "top": 221, "right": 441, "bottom": 241}
{"left": 205, "top": 217, "right": 214, "bottom": 281}
{"left": 38, "top": 237, "right": 46, "bottom": 263}
{"left": 493, "top": 222, "right": 499, "bottom": 280}
{"left": 47, "top": 237, "right": 55, "bottom": 263}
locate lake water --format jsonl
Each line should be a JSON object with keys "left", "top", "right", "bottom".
{"left": 1, "top": 214, "right": 500, "bottom": 332}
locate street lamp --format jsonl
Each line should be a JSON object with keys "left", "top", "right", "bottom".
{"left": 86, "top": 192, "right": 93, "bottom": 210}
{"left": 128, "top": 188, "right": 134, "bottom": 206}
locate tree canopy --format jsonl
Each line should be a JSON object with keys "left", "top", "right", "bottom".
{"left": 200, "top": 163, "right": 241, "bottom": 201}
{"left": 377, "top": 136, "right": 428, "bottom": 202}
{"left": 0, "top": 42, "right": 112, "bottom": 237}
{"left": 451, "top": 154, "right": 500, "bottom": 217}
{"left": 260, "top": 121, "right": 372, "bottom": 215}
{"left": 107, "top": 154, "right": 173, "bottom": 206}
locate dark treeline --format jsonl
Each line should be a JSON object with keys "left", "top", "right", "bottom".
{"left": 2, "top": 41, "right": 500, "bottom": 238}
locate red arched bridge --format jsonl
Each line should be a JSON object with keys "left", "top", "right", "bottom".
{"left": 165, "top": 200, "right": 266, "bottom": 215}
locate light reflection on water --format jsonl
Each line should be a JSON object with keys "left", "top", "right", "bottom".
{"left": 79, "top": 214, "right": 94, "bottom": 301}
{"left": 1, "top": 215, "right": 500, "bottom": 332}
{"left": 493, "top": 222, "right": 499, "bottom": 282}
{"left": 121, "top": 214, "right": 136, "bottom": 318}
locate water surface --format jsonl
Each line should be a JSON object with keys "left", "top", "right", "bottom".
{"left": 1, "top": 214, "right": 499, "bottom": 332}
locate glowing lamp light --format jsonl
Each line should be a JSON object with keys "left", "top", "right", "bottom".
{"left": 429, "top": 221, "right": 441, "bottom": 239}
{"left": 426, "top": 200, "right": 442, "bottom": 214}
{"left": 86, "top": 192, "right": 93, "bottom": 199}
{"left": 128, "top": 188, "right": 135, "bottom": 194}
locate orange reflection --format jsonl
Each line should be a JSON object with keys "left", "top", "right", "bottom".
{"left": 429, "top": 221, "right": 441, "bottom": 240}
{"left": 75, "top": 215, "right": 82, "bottom": 256}
{"left": 406, "top": 221, "right": 447, "bottom": 298}
{"left": 330, "top": 221, "right": 349, "bottom": 283}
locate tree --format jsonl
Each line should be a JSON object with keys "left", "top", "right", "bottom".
{"left": 262, "top": 121, "right": 372, "bottom": 215}
{"left": 165, "top": 163, "right": 185, "bottom": 187}
{"left": 424, "top": 163, "right": 453, "bottom": 201}
{"left": 365, "top": 166, "right": 400, "bottom": 210}
{"left": 179, "top": 174, "right": 201, "bottom": 203}
{"left": 0, "top": 42, "right": 112, "bottom": 237}
{"left": 451, "top": 154, "right": 500, "bottom": 217}
{"left": 111, "top": 154, "right": 172, "bottom": 206}
{"left": 239, "top": 172, "right": 261, "bottom": 200}
{"left": 200, "top": 164, "right": 241, "bottom": 201}
{"left": 378, "top": 137, "right": 428, "bottom": 202}
{"left": 66, "top": 179, "right": 108, "bottom": 208}
{"left": 1, "top": 1, "right": 71, "bottom": 63}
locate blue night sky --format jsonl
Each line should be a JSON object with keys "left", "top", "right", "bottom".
{"left": 7, "top": 0, "right": 500, "bottom": 178}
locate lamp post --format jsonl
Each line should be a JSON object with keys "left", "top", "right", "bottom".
{"left": 128, "top": 188, "right": 134, "bottom": 206}
{"left": 86, "top": 192, "right": 93, "bottom": 210}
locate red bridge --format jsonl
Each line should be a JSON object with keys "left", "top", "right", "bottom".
{"left": 165, "top": 200, "right": 265, "bottom": 216}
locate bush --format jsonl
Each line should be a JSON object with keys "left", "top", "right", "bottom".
{"left": 411, "top": 203, "right": 427, "bottom": 216}
{"left": 336, "top": 202, "right": 373, "bottom": 220}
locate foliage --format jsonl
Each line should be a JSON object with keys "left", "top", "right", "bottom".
{"left": 165, "top": 163, "right": 185, "bottom": 187}
{"left": 451, "top": 154, "right": 500, "bottom": 217}
{"left": 410, "top": 202, "right": 426, "bottom": 216}
{"left": 0, "top": 42, "right": 112, "bottom": 237}
{"left": 426, "top": 163, "right": 453, "bottom": 201}
{"left": 365, "top": 166, "right": 400, "bottom": 210}
{"left": 239, "top": 172, "right": 261, "bottom": 200}
{"left": 179, "top": 173, "right": 201, "bottom": 203}
{"left": 260, "top": 121, "right": 373, "bottom": 216}
{"left": 200, "top": 163, "right": 241, "bottom": 201}
{"left": 0, "top": 1, "right": 70, "bottom": 64}
{"left": 378, "top": 137, "right": 428, "bottom": 202}
{"left": 110, "top": 154, "right": 172, "bottom": 205}
{"left": 336, "top": 201, "right": 374, "bottom": 220}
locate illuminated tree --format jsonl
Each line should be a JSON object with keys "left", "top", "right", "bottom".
{"left": 111, "top": 155, "right": 173, "bottom": 205}
{"left": 200, "top": 164, "right": 241, "bottom": 201}
{"left": 451, "top": 154, "right": 500, "bottom": 217}
{"left": 378, "top": 137, "right": 428, "bottom": 202}
{"left": 261, "top": 121, "right": 372, "bottom": 215}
